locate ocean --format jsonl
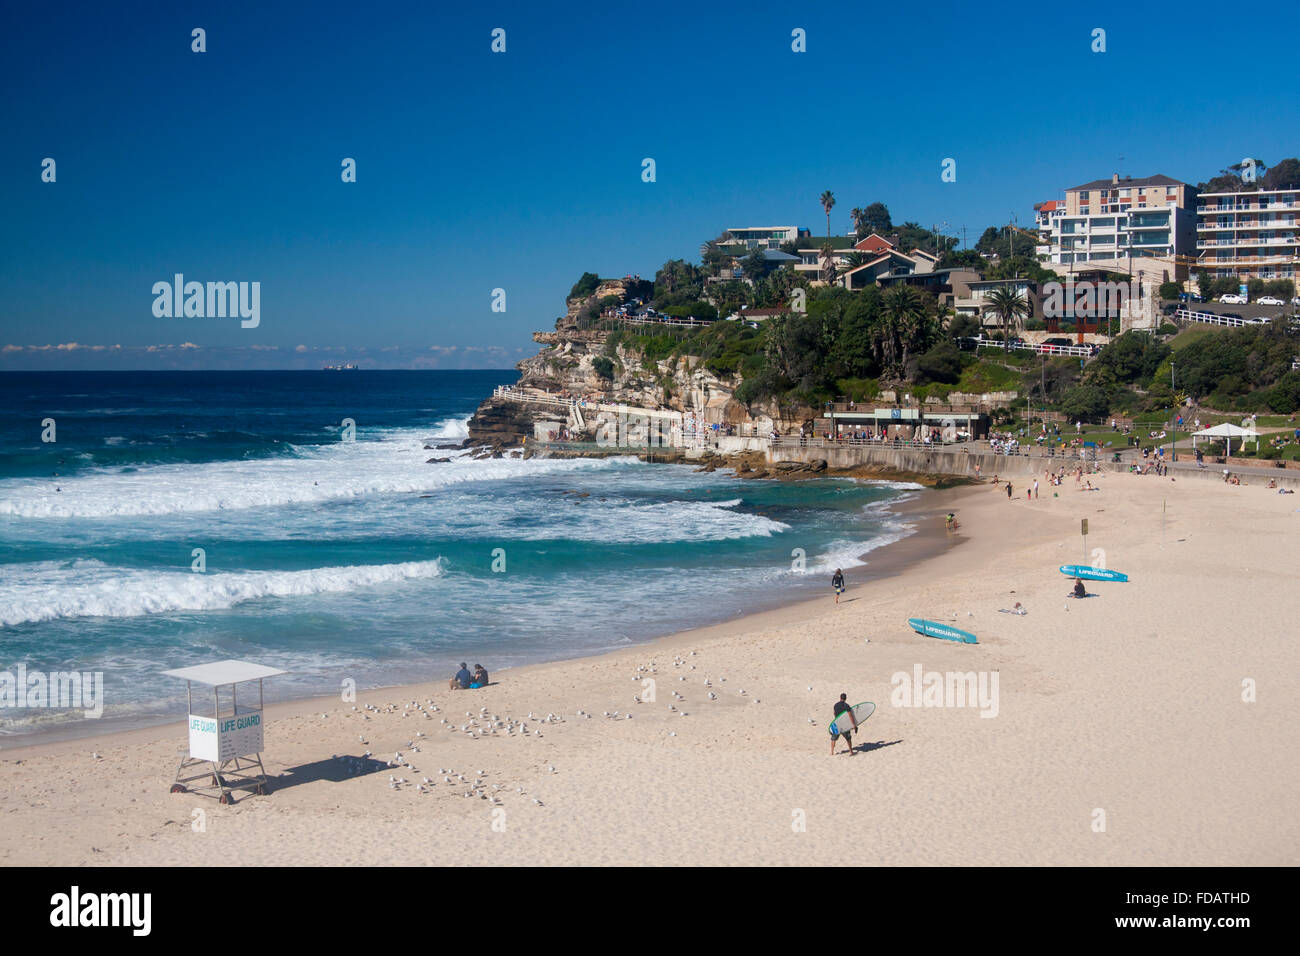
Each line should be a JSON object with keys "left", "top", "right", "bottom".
{"left": 0, "top": 370, "right": 921, "bottom": 736}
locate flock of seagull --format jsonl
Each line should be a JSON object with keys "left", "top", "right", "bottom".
{"left": 318, "top": 649, "right": 777, "bottom": 803}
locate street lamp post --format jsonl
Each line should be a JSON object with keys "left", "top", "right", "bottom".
{"left": 1171, "top": 362, "right": 1177, "bottom": 461}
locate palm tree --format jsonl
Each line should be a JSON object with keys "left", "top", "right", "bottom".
{"left": 819, "top": 242, "right": 839, "bottom": 284}
{"left": 850, "top": 206, "right": 866, "bottom": 238}
{"left": 881, "top": 286, "right": 928, "bottom": 372}
{"left": 842, "top": 251, "right": 869, "bottom": 270}
{"left": 986, "top": 285, "right": 1029, "bottom": 341}
{"left": 820, "top": 190, "right": 836, "bottom": 237}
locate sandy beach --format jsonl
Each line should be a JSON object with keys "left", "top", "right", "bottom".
{"left": 2, "top": 469, "right": 1297, "bottom": 867}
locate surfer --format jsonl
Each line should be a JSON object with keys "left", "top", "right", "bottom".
{"left": 831, "top": 568, "right": 845, "bottom": 605}
{"left": 830, "top": 693, "right": 857, "bottom": 757}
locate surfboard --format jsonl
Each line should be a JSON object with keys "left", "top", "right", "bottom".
{"left": 908, "top": 618, "right": 978, "bottom": 644}
{"left": 1059, "top": 564, "right": 1129, "bottom": 582}
{"left": 828, "top": 701, "right": 875, "bottom": 737}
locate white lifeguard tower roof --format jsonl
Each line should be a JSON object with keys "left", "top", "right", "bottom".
{"left": 161, "top": 659, "right": 287, "bottom": 686}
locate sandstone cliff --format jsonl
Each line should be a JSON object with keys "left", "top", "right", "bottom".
{"left": 466, "top": 279, "right": 790, "bottom": 452}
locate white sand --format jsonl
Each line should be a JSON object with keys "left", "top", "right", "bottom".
{"left": 2, "top": 470, "right": 1297, "bottom": 866}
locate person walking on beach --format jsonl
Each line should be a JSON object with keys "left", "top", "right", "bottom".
{"left": 831, "top": 568, "right": 845, "bottom": 605}
{"left": 830, "top": 693, "right": 858, "bottom": 756}
{"left": 1006, "top": 481, "right": 1012, "bottom": 499}
{"left": 1033, "top": 478, "right": 1039, "bottom": 500}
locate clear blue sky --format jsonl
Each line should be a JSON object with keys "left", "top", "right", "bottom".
{"left": 2, "top": 0, "right": 1293, "bottom": 369}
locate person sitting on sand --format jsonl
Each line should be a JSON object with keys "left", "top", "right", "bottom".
{"left": 1073, "top": 579, "right": 1086, "bottom": 599}
{"left": 471, "top": 664, "right": 489, "bottom": 688}
{"left": 831, "top": 568, "right": 845, "bottom": 605}
{"left": 830, "top": 693, "right": 858, "bottom": 757}
{"left": 449, "top": 662, "right": 472, "bottom": 691}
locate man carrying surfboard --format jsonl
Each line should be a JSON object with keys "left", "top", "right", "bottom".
{"left": 830, "top": 693, "right": 858, "bottom": 756}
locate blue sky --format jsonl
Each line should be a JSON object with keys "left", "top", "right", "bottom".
{"left": 2, "top": 0, "right": 1293, "bottom": 369}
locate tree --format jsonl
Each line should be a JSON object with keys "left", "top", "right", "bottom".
{"left": 1059, "top": 384, "right": 1111, "bottom": 421}
{"left": 851, "top": 201, "right": 892, "bottom": 238}
{"left": 1264, "top": 158, "right": 1300, "bottom": 190}
{"left": 1158, "top": 281, "right": 1182, "bottom": 301}
{"left": 916, "top": 340, "right": 964, "bottom": 385}
{"left": 878, "top": 286, "right": 931, "bottom": 374}
{"left": 820, "top": 190, "right": 836, "bottom": 237}
{"left": 938, "top": 249, "right": 988, "bottom": 271}
{"left": 986, "top": 285, "right": 1030, "bottom": 340}
{"left": 742, "top": 247, "right": 768, "bottom": 281}
{"left": 819, "top": 242, "right": 839, "bottom": 283}
{"left": 569, "top": 272, "right": 601, "bottom": 300}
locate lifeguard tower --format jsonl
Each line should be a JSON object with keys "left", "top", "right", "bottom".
{"left": 162, "top": 660, "right": 286, "bottom": 805}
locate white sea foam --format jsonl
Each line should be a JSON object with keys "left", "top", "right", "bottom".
{"left": 0, "top": 431, "right": 632, "bottom": 518}
{"left": 427, "top": 416, "right": 471, "bottom": 440}
{"left": 0, "top": 559, "right": 445, "bottom": 626}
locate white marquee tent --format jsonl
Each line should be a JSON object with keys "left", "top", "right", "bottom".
{"left": 1191, "top": 422, "right": 1259, "bottom": 456}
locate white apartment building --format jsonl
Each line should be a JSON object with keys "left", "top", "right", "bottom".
{"left": 717, "top": 226, "right": 804, "bottom": 251}
{"left": 1035, "top": 174, "right": 1196, "bottom": 266}
{"left": 1196, "top": 188, "right": 1300, "bottom": 280}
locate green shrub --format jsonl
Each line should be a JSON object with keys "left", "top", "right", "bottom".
{"left": 569, "top": 272, "right": 601, "bottom": 300}
{"left": 592, "top": 356, "right": 615, "bottom": 380}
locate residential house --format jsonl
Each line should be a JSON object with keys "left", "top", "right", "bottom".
{"left": 953, "top": 278, "right": 1042, "bottom": 332}
{"left": 717, "top": 226, "right": 808, "bottom": 252}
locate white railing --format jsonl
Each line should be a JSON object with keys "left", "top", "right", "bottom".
{"left": 1173, "top": 309, "right": 1269, "bottom": 327}
{"left": 968, "top": 335, "right": 1095, "bottom": 357}
{"left": 606, "top": 312, "right": 714, "bottom": 328}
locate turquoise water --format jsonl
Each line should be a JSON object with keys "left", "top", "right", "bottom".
{"left": 0, "top": 370, "right": 921, "bottom": 735}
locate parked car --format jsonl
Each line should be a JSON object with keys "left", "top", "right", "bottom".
{"left": 1180, "top": 292, "right": 1205, "bottom": 303}
{"left": 1217, "top": 293, "right": 1248, "bottom": 304}
{"left": 1257, "top": 296, "right": 1286, "bottom": 306}
{"left": 1292, "top": 296, "right": 1300, "bottom": 306}
{"left": 1221, "top": 312, "right": 1244, "bottom": 321}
